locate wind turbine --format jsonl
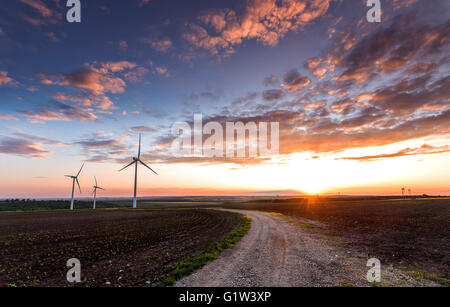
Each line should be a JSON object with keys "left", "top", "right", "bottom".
{"left": 92, "top": 176, "right": 105, "bottom": 209}
{"left": 119, "top": 134, "right": 158, "bottom": 208}
{"left": 65, "top": 163, "right": 84, "bottom": 210}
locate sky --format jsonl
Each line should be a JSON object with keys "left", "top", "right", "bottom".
{"left": 0, "top": 0, "right": 449, "bottom": 198}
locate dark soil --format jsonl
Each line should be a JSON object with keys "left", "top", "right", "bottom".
{"left": 0, "top": 209, "right": 243, "bottom": 287}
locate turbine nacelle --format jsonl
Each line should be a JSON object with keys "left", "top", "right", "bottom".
{"left": 119, "top": 135, "right": 158, "bottom": 175}
{"left": 92, "top": 176, "right": 105, "bottom": 192}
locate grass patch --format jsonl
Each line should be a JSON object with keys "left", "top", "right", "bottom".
{"left": 340, "top": 280, "right": 355, "bottom": 287}
{"left": 297, "top": 222, "right": 315, "bottom": 229}
{"left": 160, "top": 213, "right": 251, "bottom": 286}
{"left": 369, "top": 281, "right": 394, "bottom": 287}
{"left": 405, "top": 268, "right": 450, "bottom": 287}
{"left": 267, "top": 212, "right": 284, "bottom": 218}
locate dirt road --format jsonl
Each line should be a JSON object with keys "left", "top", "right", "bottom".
{"left": 176, "top": 210, "right": 363, "bottom": 287}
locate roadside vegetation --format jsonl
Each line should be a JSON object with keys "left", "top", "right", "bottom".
{"left": 161, "top": 214, "right": 251, "bottom": 286}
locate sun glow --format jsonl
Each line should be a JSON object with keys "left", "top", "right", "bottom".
{"left": 299, "top": 183, "right": 327, "bottom": 195}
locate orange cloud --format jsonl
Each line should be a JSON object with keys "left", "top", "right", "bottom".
{"left": 184, "top": 0, "right": 330, "bottom": 55}
{"left": 313, "top": 67, "right": 327, "bottom": 77}
{"left": 63, "top": 69, "right": 126, "bottom": 94}
{"left": 0, "top": 113, "right": 19, "bottom": 121}
{"left": 150, "top": 38, "right": 173, "bottom": 53}
{"left": 305, "top": 57, "right": 322, "bottom": 70}
{"left": 124, "top": 67, "right": 150, "bottom": 83}
{"left": 20, "top": 102, "right": 98, "bottom": 123}
{"left": 154, "top": 66, "right": 171, "bottom": 77}
{"left": 407, "top": 63, "right": 435, "bottom": 73}
{"left": 53, "top": 93, "right": 115, "bottom": 110}
{"left": 0, "top": 136, "right": 51, "bottom": 158}
{"left": 95, "top": 61, "right": 137, "bottom": 73}
{"left": 393, "top": 0, "right": 418, "bottom": 10}
{"left": 337, "top": 144, "right": 449, "bottom": 161}
{"left": 38, "top": 61, "right": 141, "bottom": 95}
{"left": 377, "top": 57, "right": 410, "bottom": 71}
{"left": 281, "top": 69, "right": 310, "bottom": 92}
{"left": 19, "top": 0, "right": 62, "bottom": 26}
{"left": 0, "top": 71, "right": 16, "bottom": 86}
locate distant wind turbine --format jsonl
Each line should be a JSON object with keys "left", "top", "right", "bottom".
{"left": 92, "top": 176, "right": 105, "bottom": 209}
{"left": 119, "top": 134, "right": 158, "bottom": 208}
{"left": 65, "top": 163, "right": 84, "bottom": 210}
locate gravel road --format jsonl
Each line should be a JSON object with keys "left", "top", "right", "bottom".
{"left": 176, "top": 210, "right": 362, "bottom": 287}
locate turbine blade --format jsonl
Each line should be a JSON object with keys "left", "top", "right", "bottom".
{"left": 138, "top": 134, "right": 141, "bottom": 159}
{"left": 76, "top": 178, "right": 81, "bottom": 194}
{"left": 118, "top": 160, "right": 136, "bottom": 172}
{"left": 95, "top": 176, "right": 97, "bottom": 186}
{"left": 139, "top": 159, "right": 158, "bottom": 175}
{"left": 65, "top": 175, "right": 72, "bottom": 178}
{"left": 77, "top": 162, "right": 85, "bottom": 177}
{"left": 98, "top": 187, "right": 105, "bottom": 190}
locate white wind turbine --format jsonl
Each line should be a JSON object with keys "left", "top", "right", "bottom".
{"left": 119, "top": 134, "right": 158, "bottom": 208}
{"left": 92, "top": 176, "right": 105, "bottom": 209}
{"left": 65, "top": 163, "right": 84, "bottom": 210}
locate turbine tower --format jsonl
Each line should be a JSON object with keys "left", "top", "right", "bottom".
{"left": 92, "top": 176, "right": 104, "bottom": 209}
{"left": 119, "top": 134, "right": 158, "bottom": 208}
{"left": 65, "top": 163, "right": 84, "bottom": 210}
